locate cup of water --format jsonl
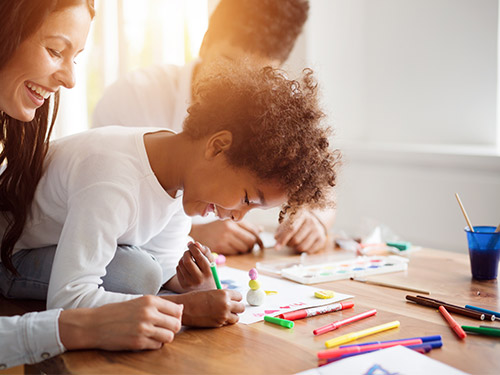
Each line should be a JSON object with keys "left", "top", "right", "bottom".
{"left": 465, "top": 226, "right": 500, "bottom": 280}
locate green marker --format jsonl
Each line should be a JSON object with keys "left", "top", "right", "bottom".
{"left": 264, "top": 315, "right": 294, "bottom": 328}
{"left": 462, "top": 325, "right": 500, "bottom": 337}
{"left": 386, "top": 241, "right": 411, "bottom": 251}
{"left": 210, "top": 262, "right": 222, "bottom": 289}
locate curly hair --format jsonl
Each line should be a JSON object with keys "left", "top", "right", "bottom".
{"left": 0, "top": 0, "right": 95, "bottom": 275}
{"left": 204, "top": 0, "right": 309, "bottom": 63}
{"left": 183, "top": 61, "right": 340, "bottom": 222}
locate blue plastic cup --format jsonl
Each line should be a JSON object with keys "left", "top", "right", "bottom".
{"left": 465, "top": 226, "right": 500, "bottom": 280}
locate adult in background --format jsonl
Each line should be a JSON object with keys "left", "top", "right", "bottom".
{"left": 93, "top": 0, "right": 335, "bottom": 255}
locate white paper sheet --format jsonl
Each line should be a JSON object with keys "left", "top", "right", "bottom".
{"left": 296, "top": 345, "right": 469, "bottom": 375}
{"left": 217, "top": 266, "right": 353, "bottom": 324}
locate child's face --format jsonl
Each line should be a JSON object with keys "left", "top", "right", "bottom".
{"left": 182, "top": 160, "right": 287, "bottom": 221}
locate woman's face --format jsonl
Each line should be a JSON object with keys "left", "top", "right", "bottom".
{"left": 0, "top": 5, "right": 91, "bottom": 121}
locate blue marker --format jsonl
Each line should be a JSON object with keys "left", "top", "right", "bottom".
{"left": 465, "top": 305, "right": 500, "bottom": 317}
{"left": 326, "top": 340, "right": 442, "bottom": 363}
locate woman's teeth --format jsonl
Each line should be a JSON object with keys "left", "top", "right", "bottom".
{"left": 26, "top": 82, "right": 51, "bottom": 99}
{"left": 213, "top": 204, "right": 219, "bottom": 218}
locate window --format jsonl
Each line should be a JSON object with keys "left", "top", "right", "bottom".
{"left": 54, "top": 0, "right": 209, "bottom": 138}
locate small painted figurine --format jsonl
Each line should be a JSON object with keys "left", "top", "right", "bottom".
{"left": 246, "top": 268, "right": 266, "bottom": 306}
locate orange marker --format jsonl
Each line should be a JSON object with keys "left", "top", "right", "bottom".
{"left": 439, "top": 305, "right": 467, "bottom": 340}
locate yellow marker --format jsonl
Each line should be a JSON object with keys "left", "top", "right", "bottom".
{"left": 324, "top": 320, "right": 400, "bottom": 348}
{"left": 314, "top": 290, "right": 335, "bottom": 299}
{"left": 264, "top": 290, "right": 278, "bottom": 295}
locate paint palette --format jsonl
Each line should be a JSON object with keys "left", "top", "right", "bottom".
{"left": 280, "top": 255, "right": 409, "bottom": 284}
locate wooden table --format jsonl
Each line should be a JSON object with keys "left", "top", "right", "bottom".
{"left": 2, "top": 247, "right": 499, "bottom": 374}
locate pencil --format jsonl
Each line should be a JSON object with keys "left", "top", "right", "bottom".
{"left": 210, "top": 262, "right": 222, "bottom": 289}
{"left": 406, "top": 295, "right": 485, "bottom": 320}
{"left": 350, "top": 277, "right": 430, "bottom": 295}
{"left": 455, "top": 193, "right": 474, "bottom": 232}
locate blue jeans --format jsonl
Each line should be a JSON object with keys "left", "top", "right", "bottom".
{"left": 0, "top": 245, "right": 163, "bottom": 300}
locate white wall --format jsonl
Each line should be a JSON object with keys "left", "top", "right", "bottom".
{"left": 253, "top": 0, "right": 500, "bottom": 253}
{"left": 304, "top": 0, "right": 500, "bottom": 252}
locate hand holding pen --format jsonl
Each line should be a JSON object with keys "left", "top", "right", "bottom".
{"left": 176, "top": 241, "right": 216, "bottom": 290}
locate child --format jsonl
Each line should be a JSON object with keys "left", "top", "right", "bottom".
{"left": 0, "top": 62, "right": 339, "bottom": 327}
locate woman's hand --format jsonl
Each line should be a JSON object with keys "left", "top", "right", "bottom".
{"left": 164, "top": 289, "right": 244, "bottom": 327}
{"left": 59, "top": 295, "right": 183, "bottom": 351}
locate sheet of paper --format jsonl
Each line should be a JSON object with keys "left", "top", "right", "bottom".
{"left": 218, "top": 266, "right": 353, "bottom": 324}
{"left": 296, "top": 345, "right": 469, "bottom": 375}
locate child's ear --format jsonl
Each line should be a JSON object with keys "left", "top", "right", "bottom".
{"left": 205, "top": 130, "right": 233, "bottom": 159}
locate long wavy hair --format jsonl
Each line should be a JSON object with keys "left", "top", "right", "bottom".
{"left": 0, "top": 0, "right": 95, "bottom": 275}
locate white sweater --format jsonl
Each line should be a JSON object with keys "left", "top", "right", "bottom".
{"left": 7, "top": 126, "right": 191, "bottom": 309}
{"left": 92, "top": 61, "right": 196, "bottom": 131}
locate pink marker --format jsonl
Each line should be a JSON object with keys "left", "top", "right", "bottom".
{"left": 317, "top": 338, "right": 423, "bottom": 360}
{"left": 313, "top": 309, "right": 377, "bottom": 336}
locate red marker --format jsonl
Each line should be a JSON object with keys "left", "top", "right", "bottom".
{"left": 439, "top": 305, "right": 467, "bottom": 340}
{"left": 313, "top": 309, "right": 377, "bottom": 336}
{"left": 279, "top": 301, "right": 354, "bottom": 321}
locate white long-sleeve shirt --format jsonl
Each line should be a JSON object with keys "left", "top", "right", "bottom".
{"left": 2, "top": 126, "right": 191, "bottom": 310}
{"left": 92, "top": 61, "right": 215, "bottom": 226}
{"left": 92, "top": 61, "right": 196, "bottom": 131}
{"left": 0, "top": 310, "right": 65, "bottom": 369}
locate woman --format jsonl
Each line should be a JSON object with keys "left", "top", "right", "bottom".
{"left": 0, "top": 0, "right": 183, "bottom": 369}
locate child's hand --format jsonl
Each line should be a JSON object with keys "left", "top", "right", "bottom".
{"left": 176, "top": 241, "right": 216, "bottom": 291}
{"left": 164, "top": 289, "right": 244, "bottom": 327}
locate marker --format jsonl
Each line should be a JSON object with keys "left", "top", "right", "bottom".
{"left": 324, "top": 320, "right": 400, "bottom": 348}
{"left": 461, "top": 325, "right": 500, "bottom": 337}
{"left": 319, "top": 339, "right": 441, "bottom": 365}
{"left": 407, "top": 340, "right": 443, "bottom": 350}
{"left": 264, "top": 315, "right": 294, "bottom": 328}
{"left": 465, "top": 305, "right": 500, "bottom": 317}
{"left": 314, "top": 309, "right": 377, "bottom": 336}
{"left": 210, "top": 262, "right": 222, "bottom": 289}
{"left": 339, "top": 334, "right": 442, "bottom": 348}
{"left": 406, "top": 295, "right": 486, "bottom": 321}
{"left": 279, "top": 301, "right": 354, "bottom": 321}
{"left": 438, "top": 306, "right": 467, "bottom": 339}
{"left": 480, "top": 325, "right": 500, "bottom": 330}
{"left": 413, "top": 295, "right": 496, "bottom": 321}
{"left": 317, "top": 338, "right": 422, "bottom": 360}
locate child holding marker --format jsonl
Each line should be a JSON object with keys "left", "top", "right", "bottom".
{"left": 0, "top": 61, "right": 339, "bottom": 328}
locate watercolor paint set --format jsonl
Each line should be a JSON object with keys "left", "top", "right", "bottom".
{"left": 280, "top": 255, "right": 409, "bottom": 284}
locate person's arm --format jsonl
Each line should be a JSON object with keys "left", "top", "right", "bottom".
{"left": 59, "top": 296, "right": 182, "bottom": 351}
{"left": 189, "top": 220, "right": 264, "bottom": 255}
{"left": 0, "top": 296, "right": 183, "bottom": 369}
{"left": 0, "top": 309, "right": 65, "bottom": 369}
{"left": 162, "top": 289, "right": 245, "bottom": 327}
{"left": 274, "top": 208, "right": 336, "bottom": 253}
{"left": 47, "top": 183, "right": 142, "bottom": 309}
